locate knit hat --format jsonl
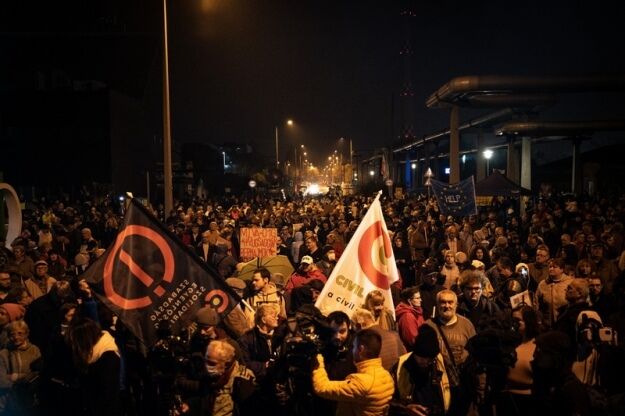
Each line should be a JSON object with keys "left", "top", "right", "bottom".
{"left": 195, "top": 307, "right": 220, "bottom": 326}
{"left": 75, "top": 253, "right": 89, "bottom": 266}
{"left": 225, "top": 277, "right": 246, "bottom": 291}
{"left": 306, "top": 279, "right": 325, "bottom": 291}
{"left": 0, "top": 303, "right": 26, "bottom": 322}
{"left": 321, "top": 245, "right": 335, "bottom": 256}
{"left": 471, "top": 260, "right": 485, "bottom": 269}
{"left": 271, "top": 273, "right": 287, "bottom": 289}
{"left": 412, "top": 325, "right": 440, "bottom": 358}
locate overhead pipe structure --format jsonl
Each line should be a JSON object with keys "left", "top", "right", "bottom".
{"left": 421, "top": 74, "right": 625, "bottom": 184}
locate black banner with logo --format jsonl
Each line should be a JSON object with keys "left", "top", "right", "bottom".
{"left": 83, "top": 199, "right": 240, "bottom": 347}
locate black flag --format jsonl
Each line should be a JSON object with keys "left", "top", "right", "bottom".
{"left": 83, "top": 199, "right": 240, "bottom": 347}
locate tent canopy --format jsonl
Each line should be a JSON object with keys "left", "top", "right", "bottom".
{"left": 475, "top": 171, "right": 532, "bottom": 196}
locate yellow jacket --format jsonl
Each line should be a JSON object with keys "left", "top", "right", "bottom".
{"left": 312, "top": 354, "right": 394, "bottom": 416}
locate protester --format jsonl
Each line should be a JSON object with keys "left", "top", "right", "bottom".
{"left": 312, "top": 328, "right": 395, "bottom": 416}
{"left": 65, "top": 317, "right": 121, "bottom": 416}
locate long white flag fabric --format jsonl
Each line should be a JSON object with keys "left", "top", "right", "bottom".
{"left": 315, "top": 191, "right": 399, "bottom": 318}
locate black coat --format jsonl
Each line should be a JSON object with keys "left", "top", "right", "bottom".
{"left": 80, "top": 351, "right": 121, "bottom": 416}
{"left": 238, "top": 327, "right": 275, "bottom": 380}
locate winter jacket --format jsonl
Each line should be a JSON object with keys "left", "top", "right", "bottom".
{"left": 312, "top": 354, "right": 394, "bottom": 416}
{"left": 0, "top": 343, "right": 41, "bottom": 388}
{"left": 395, "top": 303, "right": 424, "bottom": 350}
{"left": 80, "top": 331, "right": 121, "bottom": 416}
{"left": 246, "top": 283, "right": 287, "bottom": 319}
{"left": 536, "top": 275, "right": 573, "bottom": 329}
{"left": 393, "top": 352, "right": 451, "bottom": 415}
{"left": 456, "top": 296, "right": 501, "bottom": 330}
{"left": 0, "top": 343, "right": 41, "bottom": 413}
{"left": 238, "top": 326, "right": 276, "bottom": 381}
{"left": 285, "top": 269, "right": 327, "bottom": 292}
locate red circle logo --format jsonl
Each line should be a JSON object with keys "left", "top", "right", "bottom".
{"left": 357, "top": 221, "right": 393, "bottom": 289}
{"left": 103, "top": 225, "right": 175, "bottom": 310}
{"left": 204, "top": 290, "right": 230, "bottom": 313}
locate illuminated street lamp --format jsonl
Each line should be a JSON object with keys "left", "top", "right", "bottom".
{"left": 275, "top": 119, "right": 294, "bottom": 168}
{"left": 483, "top": 149, "right": 494, "bottom": 175}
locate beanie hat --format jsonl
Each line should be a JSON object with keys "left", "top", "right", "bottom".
{"left": 0, "top": 303, "right": 26, "bottom": 322}
{"left": 195, "top": 307, "right": 220, "bottom": 326}
{"left": 306, "top": 279, "right": 325, "bottom": 291}
{"left": 471, "top": 260, "right": 485, "bottom": 269}
{"left": 225, "top": 277, "right": 246, "bottom": 291}
{"left": 412, "top": 325, "right": 440, "bottom": 358}
{"left": 271, "top": 273, "right": 287, "bottom": 288}
{"left": 321, "top": 245, "right": 334, "bottom": 256}
{"left": 74, "top": 253, "right": 89, "bottom": 266}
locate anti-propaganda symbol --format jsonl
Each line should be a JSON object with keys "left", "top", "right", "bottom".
{"left": 103, "top": 225, "right": 174, "bottom": 310}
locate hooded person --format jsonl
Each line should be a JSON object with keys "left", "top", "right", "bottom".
{"left": 392, "top": 324, "right": 451, "bottom": 416}
{"left": 395, "top": 287, "right": 425, "bottom": 350}
{"left": 316, "top": 245, "right": 337, "bottom": 278}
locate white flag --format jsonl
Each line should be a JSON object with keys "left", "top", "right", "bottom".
{"left": 315, "top": 191, "right": 399, "bottom": 318}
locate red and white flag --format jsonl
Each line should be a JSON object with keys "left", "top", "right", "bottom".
{"left": 315, "top": 191, "right": 399, "bottom": 317}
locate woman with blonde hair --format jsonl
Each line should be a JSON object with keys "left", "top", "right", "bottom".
{"left": 363, "top": 290, "right": 396, "bottom": 331}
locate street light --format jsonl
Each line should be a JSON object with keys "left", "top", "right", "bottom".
{"left": 162, "top": 0, "right": 173, "bottom": 215}
{"left": 275, "top": 119, "right": 294, "bottom": 168}
{"left": 483, "top": 149, "right": 493, "bottom": 175}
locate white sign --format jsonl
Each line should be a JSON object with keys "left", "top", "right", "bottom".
{"left": 315, "top": 191, "right": 399, "bottom": 317}
{"left": 510, "top": 290, "right": 533, "bottom": 309}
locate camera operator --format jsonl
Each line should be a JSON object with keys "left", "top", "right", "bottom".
{"left": 390, "top": 324, "right": 451, "bottom": 416}
{"left": 531, "top": 331, "right": 591, "bottom": 416}
{"left": 174, "top": 340, "right": 256, "bottom": 416}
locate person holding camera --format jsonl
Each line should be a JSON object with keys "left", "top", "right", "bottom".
{"left": 391, "top": 324, "right": 451, "bottom": 416}
{"left": 312, "top": 328, "right": 395, "bottom": 416}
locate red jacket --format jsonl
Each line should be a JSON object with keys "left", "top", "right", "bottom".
{"left": 395, "top": 302, "right": 424, "bottom": 350}
{"left": 285, "top": 269, "right": 327, "bottom": 292}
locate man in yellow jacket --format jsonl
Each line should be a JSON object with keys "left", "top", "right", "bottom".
{"left": 312, "top": 328, "right": 395, "bottom": 416}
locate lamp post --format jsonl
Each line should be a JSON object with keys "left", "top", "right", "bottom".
{"left": 275, "top": 119, "right": 294, "bottom": 169}
{"left": 162, "top": 0, "right": 173, "bottom": 215}
{"left": 483, "top": 149, "right": 493, "bottom": 176}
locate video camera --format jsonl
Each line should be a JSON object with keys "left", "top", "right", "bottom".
{"left": 578, "top": 311, "right": 617, "bottom": 346}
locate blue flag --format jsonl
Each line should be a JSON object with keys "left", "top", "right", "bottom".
{"left": 430, "top": 176, "right": 477, "bottom": 217}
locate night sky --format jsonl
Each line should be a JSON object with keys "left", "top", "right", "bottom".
{"left": 3, "top": 0, "right": 625, "bottom": 166}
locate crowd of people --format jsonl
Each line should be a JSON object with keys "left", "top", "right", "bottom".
{"left": 0, "top": 183, "right": 624, "bottom": 415}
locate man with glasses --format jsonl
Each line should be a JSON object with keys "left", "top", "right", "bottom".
{"left": 395, "top": 287, "right": 425, "bottom": 350}
{"left": 457, "top": 273, "right": 501, "bottom": 330}
{"left": 528, "top": 245, "right": 550, "bottom": 292}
